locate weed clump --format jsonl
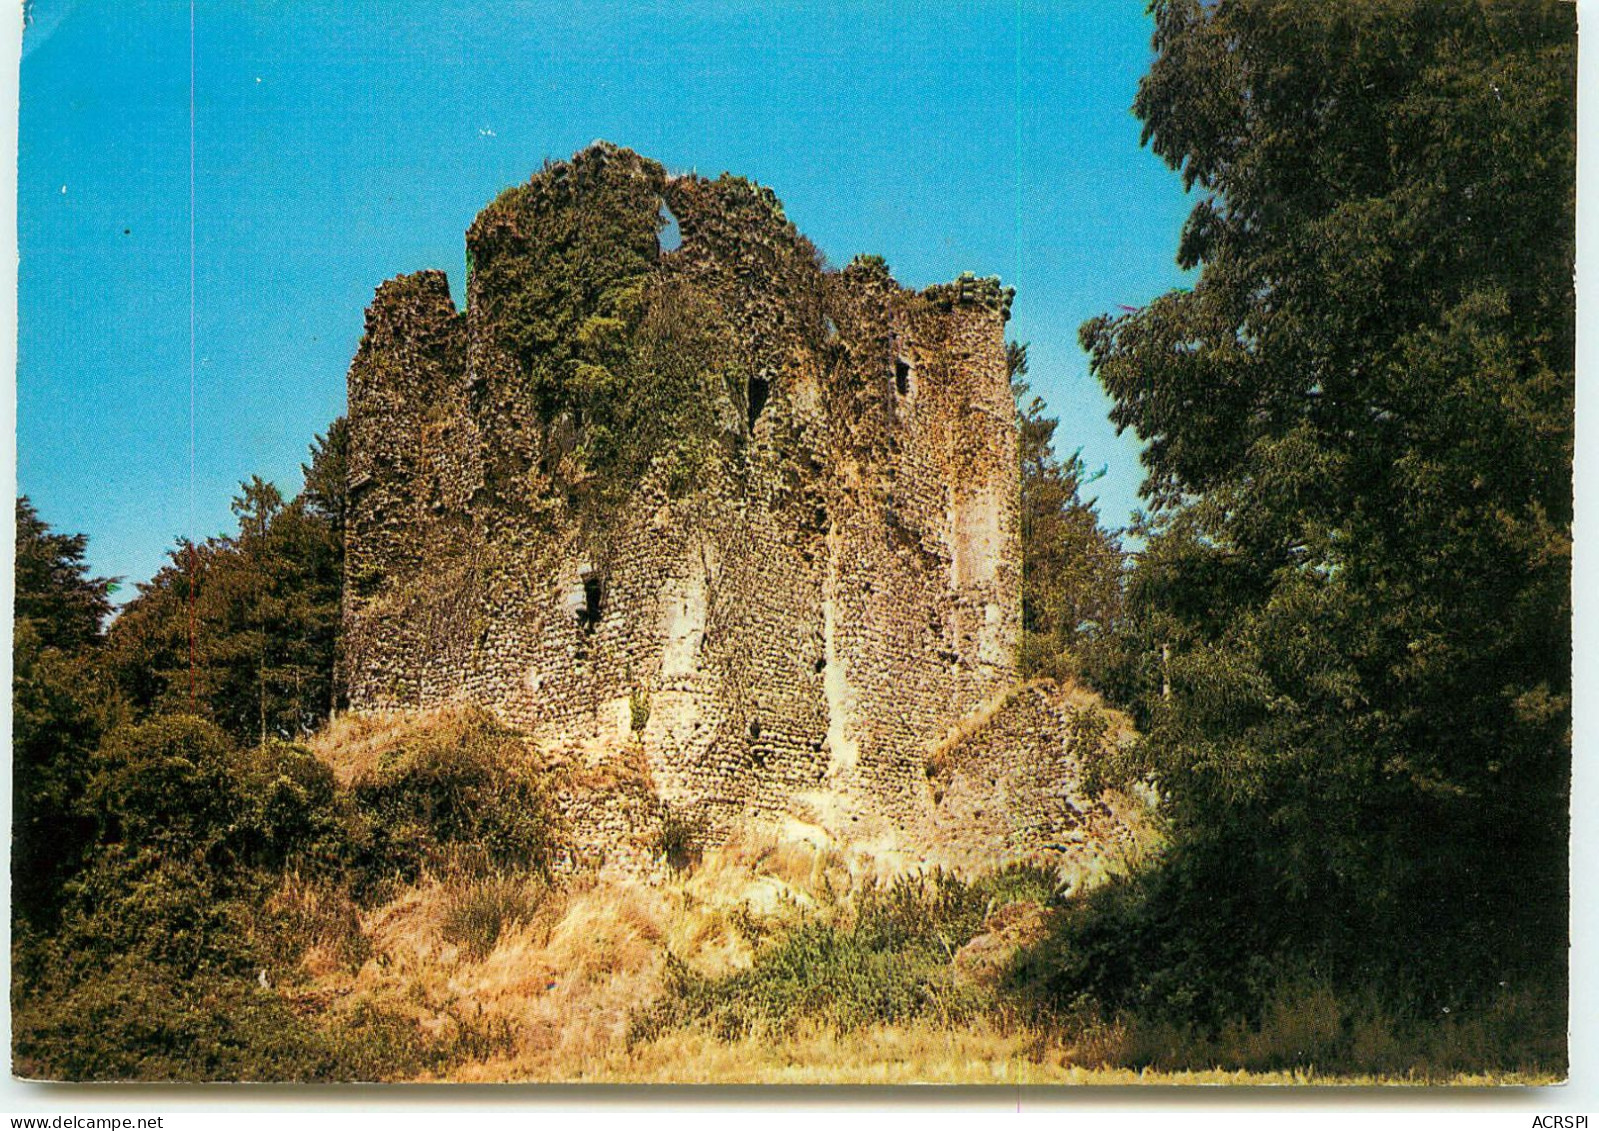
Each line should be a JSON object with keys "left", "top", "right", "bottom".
{"left": 629, "top": 687, "right": 651, "bottom": 733}
{"left": 439, "top": 875, "right": 543, "bottom": 961}
{"left": 653, "top": 807, "right": 706, "bottom": 874}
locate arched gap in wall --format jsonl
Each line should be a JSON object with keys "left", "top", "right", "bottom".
{"left": 659, "top": 201, "right": 682, "bottom": 254}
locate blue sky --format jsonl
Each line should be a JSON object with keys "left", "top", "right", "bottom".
{"left": 18, "top": 0, "right": 1193, "bottom": 592}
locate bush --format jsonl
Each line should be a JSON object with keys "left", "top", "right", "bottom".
{"left": 232, "top": 741, "right": 349, "bottom": 874}
{"left": 1007, "top": 861, "right": 1569, "bottom": 1076}
{"left": 13, "top": 957, "right": 451, "bottom": 1082}
{"left": 86, "top": 717, "right": 240, "bottom": 853}
{"left": 51, "top": 849, "right": 264, "bottom": 981}
{"left": 653, "top": 806, "right": 705, "bottom": 874}
{"left": 52, "top": 719, "right": 361, "bottom": 982}
{"left": 439, "top": 875, "right": 542, "bottom": 961}
{"left": 349, "top": 710, "right": 557, "bottom": 892}
{"left": 84, "top": 720, "right": 351, "bottom": 874}
{"left": 972, "top": 863, "right": 1059, "bottom": 909}
{"left": 13, "top": 707, "right": 554, "bottom": 1079}
{"left": 629, "top": 686, "right": 650, "bottom": 732}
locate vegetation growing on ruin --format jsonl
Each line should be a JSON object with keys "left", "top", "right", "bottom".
{"left": 467, "top": 146, "right": 747, "bottom": 533}
{"left": 469, "top": 145, "right": 667, "bottom": 421}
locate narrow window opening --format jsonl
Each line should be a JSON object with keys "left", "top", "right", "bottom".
{"left": 747, "top": 376, "right": 770, "bottom": 431}
{"left": 894, "top": 358, "right": 912, "bottom": 397}
{"left": 577, "top": 575, "right": 604, "bottom": 633}
{"left": 659, "top": 202, "right": 682, "bottom": 254}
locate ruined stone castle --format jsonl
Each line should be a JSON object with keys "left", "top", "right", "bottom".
{"left": 343, "top": 145, "right": 1138, "bottom": 872}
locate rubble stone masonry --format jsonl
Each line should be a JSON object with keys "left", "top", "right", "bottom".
{"left": 343, "top": 145, "right": 1136, "bottom": 868}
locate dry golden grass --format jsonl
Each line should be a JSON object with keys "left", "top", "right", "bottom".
{"left": 279, "top": 825, "right": 1552, "bottom": 1086}
{"left": 295, "top": 712, "right": 1549, "bottom": 1086}
{"left": 588, "top": 1022, "right": 1556, "bottom": 1086}
{"left": 447, "top": 1018, "right": 1560, "bottom": 1086}
{"left": 291, "top": 831, "right": 837, "bottom": 1081}
{"left": 259, "top": 872, "right": 370, "bottom": 979}
{"left": 309, "top": 706, "right": 471, "bottom": 785}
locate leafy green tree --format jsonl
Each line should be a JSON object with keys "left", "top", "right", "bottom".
{"left": 12, "top": 498, "right": 121, "bottom": 929}
{"left": 107, "top": 423, "right": 347, "bottom": 744}
{"left": 1009, "top": 344, "right": 1126, "bottom": 681}
{"left": 1070, "top": 0, "right": 1574, "bottom": 1022}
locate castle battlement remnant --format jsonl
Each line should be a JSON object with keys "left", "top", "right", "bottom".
{"left": 344, "top": 145, "right": 1135, "bottom": 869}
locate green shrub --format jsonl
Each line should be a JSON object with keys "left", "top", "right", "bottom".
{"left": 84, "top": 720, "right": 353, "bottom": 875}
{"left": 232, "top": 741, "right": 349, "bottom": 873}
{"left": 53, "top": 718, "right": 361, "bottom": 983}
{"left": 51, "top": 849, "right": 264, "bottom": 981}
{"left": 350, "top": 710, "right": 557, "bottom": 892}
{"left": 11, "top": 957, "right": 441, "bottom": 1082}
{"left": 86, "top": 717, "right": 239, "bottom": 852}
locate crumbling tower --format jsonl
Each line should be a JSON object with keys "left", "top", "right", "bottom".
{"left": 343, "top": 144, "right": 1027, "bottom": 852}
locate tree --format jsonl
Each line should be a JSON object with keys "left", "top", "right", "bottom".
{"left": 1074, "top": 0, "right": 1574, "bottom": 1020}
{"left": 1008, "top": 344, "right": 1126, "bottom": 681}
{"left": 15, "top": 499, "right": 114, "bottom": 651}
{"left": 12, "top": 499, "right": 120, "bottom": 928}
{"left": 106, "top": 423, "right": 348, "bottom": 744}
{"left": 300, "top": 418, "right": 349, "bottom": 533}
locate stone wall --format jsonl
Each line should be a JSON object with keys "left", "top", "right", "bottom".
{"left": 343, "top": 270, "right": 468, "bottom": 709}
{"left": 343, "top": 144, "right": 1130, "bottom": 870}
{"left": 918, "top": 683, "right": 1146, "bottom": 884}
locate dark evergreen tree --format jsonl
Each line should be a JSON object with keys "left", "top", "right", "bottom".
{"left": 12, "top": 499, "right": 120, "bottom": 929}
